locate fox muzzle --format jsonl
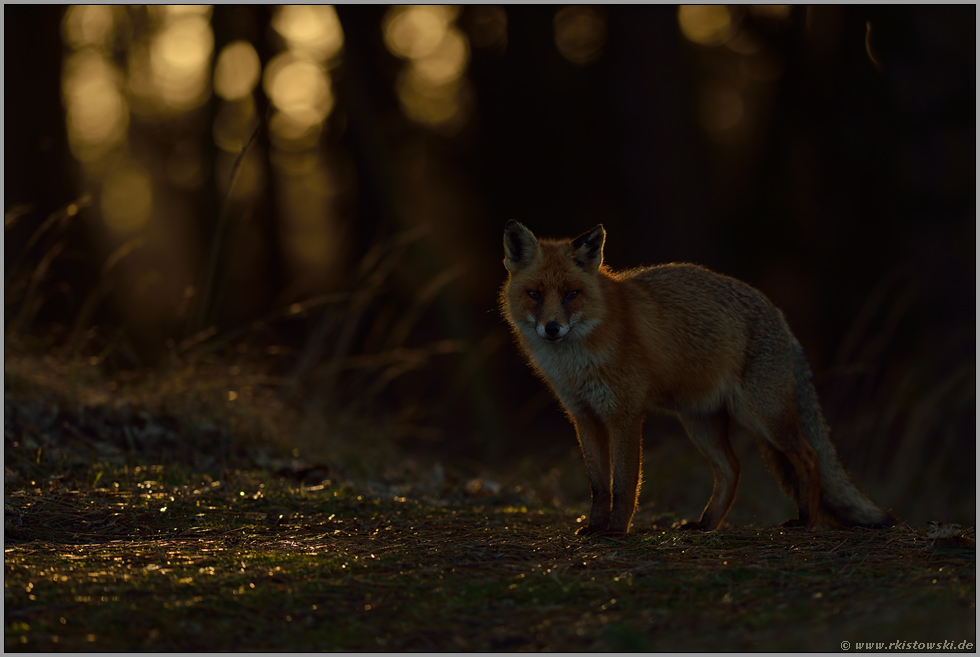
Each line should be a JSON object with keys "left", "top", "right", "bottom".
{"left": 539, "top": 320, "right": 568, "bottom": 342}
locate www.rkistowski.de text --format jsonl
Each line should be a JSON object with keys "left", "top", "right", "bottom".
{"left": 841, "top": 640, "right": 974, "bottom": 651}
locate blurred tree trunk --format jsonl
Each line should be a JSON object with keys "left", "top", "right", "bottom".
{"left": 4, "top": 6, "right": 73, "bottom": 214}
{"left": 204, "top": 5, "right": 285, "bottom": 331}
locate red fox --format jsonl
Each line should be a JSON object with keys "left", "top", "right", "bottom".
{"left": 501, "top": 221, "right": 896, "bottom": 534}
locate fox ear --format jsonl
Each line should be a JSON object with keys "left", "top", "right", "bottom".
{"left": 571, "top": 224, "right": 605, "bottom": 272}
{"left": 503, "top": 220, "right": 541, "bottom": 272}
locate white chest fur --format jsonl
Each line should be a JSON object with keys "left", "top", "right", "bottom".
{"left": 523, "top": 332, "right": 617, "bottom": 418}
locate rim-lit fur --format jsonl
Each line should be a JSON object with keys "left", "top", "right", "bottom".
{"left": 501, "top": 220, "right": 896, "bottom": 534}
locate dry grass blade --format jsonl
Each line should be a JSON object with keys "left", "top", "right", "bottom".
{"left": 179, "top": 292, "right": 354, "bottom": 361}
{"left": 4, "top": 202, "right": 35, "bottom": 229}
{"left": 826, "top": 266, "right": 906, "bottom": 376}
{"left": 7, "top": 194, "right": 90, "bottom": 270}
{"left": 66, "top": 236, "right": 147, "bottom": 355}
{"left": 385, "top": 262, "right": 466, "bottom": 350}
{"left": 185, "top": 124, "right": 261, "bottom": 338}
{"left": 285, "top": 226, "right": 431, "bottom": 395}
{"left": 13, "top": 239, "right": 67, "bottom": 333}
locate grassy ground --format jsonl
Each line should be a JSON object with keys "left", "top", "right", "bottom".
{"left": 5, "top": 465, "right": 976, "bottom": 651}
{"left": 4, "top": 350, "right": 976, "bottom": 652}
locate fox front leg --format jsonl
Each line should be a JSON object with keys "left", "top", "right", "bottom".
{"left": 571, "top": 412, "right": 612, "bottom": 535}
{"left": 607, "top": 412, "right": 644, "bottom": 534}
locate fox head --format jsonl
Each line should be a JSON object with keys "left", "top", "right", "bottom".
{"left": 501, "top": 220, "right": 606, "bottom": 344}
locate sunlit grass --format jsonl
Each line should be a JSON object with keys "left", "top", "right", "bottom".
{"left": 4, "top": 455, "right": 975, "bottom": 651}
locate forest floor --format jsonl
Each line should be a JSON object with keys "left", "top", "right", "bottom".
{"left": 4, "top": 351, "right": 976, "bottom": 652}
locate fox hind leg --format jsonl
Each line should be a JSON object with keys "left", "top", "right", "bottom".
{"left": 678, "top": 410, "right": 740, "bottom": 530}
{"left": 753, "top": 440, "right": 808, "bottom": 528}
{"left": 748, "top": 402, "right": 822, "bottom": 528}
{"left": 772, "top": 430, "right": 821, "bottom": 528}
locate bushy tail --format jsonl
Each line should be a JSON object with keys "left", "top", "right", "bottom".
{"left": 791, "top": 343, "right": 897, "bottom": 528}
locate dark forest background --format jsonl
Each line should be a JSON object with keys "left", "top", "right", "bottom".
{"left": 4, "top": 5, "right": 975, "bottom": 526}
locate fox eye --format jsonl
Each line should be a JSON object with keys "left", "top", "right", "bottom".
{"left": 565, "top": 290, "right": 579, "bottom": 301}
{"left": 527, "top": 290, "right": 540, "bottom": 299}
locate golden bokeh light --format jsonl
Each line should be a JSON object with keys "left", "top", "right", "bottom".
{"left": 150, "top": 15, "right": 214, "bottom": 109}
{"left": 554, "top": 6, "right": 607, "bottom": 65}
{"left": 126, "top": 44, "right": 157, "bottom": 112}
{"left": 166, "top": 141, "right": 207, "bottom": 190}
{"left": 62, "top": 5, "right": 116, "bottom": 50}
{"left": 269, "top": 112, "right": 323, "bottom": 152}
{"left": 101, "top": 163, "right": 153, "bottom": 234}
{"left": 263, "top": 6, "right": 343, "bottom": 149}
{"left": 153, "top": 15, "right": 212, "bottom": 70}
{"left": 62, "top": 50, "right": 129, "bottom": 161}
{"left": 412, "top": 26, "right": 469, "bottom": 85}
{"left": 271, "top": 148, "right": 321, "bottom": 177}
{"left": 725, "top": 31, "right": 761, "bottom": 55}
{"left": 213, "top": 97, "right": 259, "bottom": 153}
{"left": 276, "top": 160, "right": 339, "bottom": 280}
{"left": 383, "top": 5, "right": 458, "bottom": 60}
{"left": 263, "top": 53, "right": 334, "bottom": 129}
{"left": 272, "top": 5, "right": 344, "bottom": 61}
{"left": 465, "top": 5, "right": 507, "bottom": 50}
{"left": 678, "top": 5, "right": 733, "bottom": 47}
{"left": 699, "top": 81, "right": 743, "bottom": 133}
{"left": 215, "top": 148, "right": 265, "bottom": 201}
{"left": 750, "top": 5, "right": 792, "bottom": 20}
{"left": 384, "top": 6, "right": 471, "bottom": 132}
{"left": 744, "top": 49, "right": 784, "bottom": 82}
{"left": 214, "top": 41, "right": 261, "bottom": 101}
{"left": 397, "top": 67, "right": 469, "bottom": 130}
{"left": 149, "top": 5, "right": 213, "bottom": 23}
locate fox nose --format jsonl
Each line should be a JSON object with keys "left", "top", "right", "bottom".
{"left": 545, "top": 321, "right": 561, "bottom": 337}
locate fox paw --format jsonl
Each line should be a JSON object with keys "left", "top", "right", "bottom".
{"left": 677, "top": 520, "right": 708, "bottom": 531}
{"left": 575, "top": 525, "right": 602, "bottom": 536}
{"left": 576, "top": 525, "right": 622, "bottom": 536}
{"left": 778, "top": 518, "right": 809, "bottom": 529}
